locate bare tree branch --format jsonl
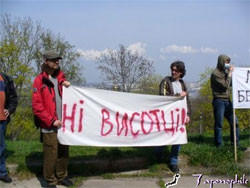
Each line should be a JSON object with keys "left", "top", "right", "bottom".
{"left": 96, "top": 44, "right": 154, "bottom": 92}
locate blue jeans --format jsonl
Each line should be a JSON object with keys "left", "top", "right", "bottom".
{"left": 155, "top": 145, "right": 181, "bottom": 165}
{"left": 212, "top": 98, "right": 239, "bottom": 147}
{"left": 0, "top": 121, "right": 7, "bottom": 176}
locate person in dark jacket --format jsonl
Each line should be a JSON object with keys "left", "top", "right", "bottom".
{"left": 156, "top": 61, "right": 191, "bottom": 173}
{"left": 211, "top": 54, "right": 246, "bottom": 150}
{"left": 0, "top": 72, "right": 18, "bottom": 183}
{"left": 32, "top": 50, "right": 72, "bottom": 188}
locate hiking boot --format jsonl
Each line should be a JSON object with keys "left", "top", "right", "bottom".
{"left": 58, "top": 178, "right": 73, "bottom": 187}
{"left": 169, "top": 164, "right": 179, "bottom": 173}
{"left": 0, "top": 174, "right": 12, "bottom": 183}
{"left": 231, "top": 143, "right": 247, "bottom": 151}
{"left": 238, "top": 145, "right": 247, "bottom": 151}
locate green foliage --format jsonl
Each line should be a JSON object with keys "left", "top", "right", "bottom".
{"left": 190, "top": 67, "right": 214, "bottom": 133}
{"left": 235, "top": 109, "right": 250, "bottom": 129}
{"left": 6, "top": 106, "right": 39, "bottom": 141}
{"left": 34, "top": 30, "right": 85, "bottom": 85}
{"left": 0, "top": 14, "right": 85, "bottom": 140}
{"left": 0, "top": 40, "right": 34, "bottom": 101}
{"left": 0, "top": 39, "right": 35, "bottom": 141}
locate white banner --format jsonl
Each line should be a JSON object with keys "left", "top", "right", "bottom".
{"left": 232, "top": 67, "right": 250, "bottom": 109}
{"left": 58, "top": 86, "right": 188, "bottom": 146}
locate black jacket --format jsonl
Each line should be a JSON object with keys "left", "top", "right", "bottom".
{"left": 159, "top": 76, "right": 191, "bottom": 116}
{"left": 0, "top": 72, "right": 18, "bottom": 124}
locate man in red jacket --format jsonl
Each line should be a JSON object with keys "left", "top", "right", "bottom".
{"left": 32, "top": 50, "right": 72, "bottom": 188}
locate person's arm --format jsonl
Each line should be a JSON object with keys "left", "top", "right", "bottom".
{"left": 62, "top": 81, "right": 71, "bottom": 87}
{"left": 159, "top": 80, "right": 166, "bottom": 96}
{"left": 182, "top": 82, "right": 192, "bottom": 118}
{"left": 159, "top": 79, "right": 173, "bottom": 96}
{"left": 6, "top": 76, "right": 18, "bottom": 115}
{"left": 177, "top": 90, "right": 191, "bottom": 124}
{"left": 211, "top": 70, "right": 232, "bottom": 91}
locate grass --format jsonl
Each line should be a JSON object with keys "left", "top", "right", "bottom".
{"left": 5, "top": 130, "right": 250, "bottom": 185}
{"left": 182, "top": 131, "right": 249, "bottom": 175}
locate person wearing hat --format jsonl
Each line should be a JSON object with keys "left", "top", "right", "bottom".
{"left": 32, "top": 50, "right": 72, "bottom": 188}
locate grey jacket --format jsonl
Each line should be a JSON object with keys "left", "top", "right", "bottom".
{"left": 210, "top": 54, "right": 231, "bottom": 99}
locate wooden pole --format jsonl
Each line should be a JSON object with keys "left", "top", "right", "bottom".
{"left": 233, "top": 108, "right": 237, "bottom": 162}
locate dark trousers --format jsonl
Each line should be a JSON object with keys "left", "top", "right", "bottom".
{"left": 212, "top": 98, "right": 239, "bottom": 147}
{"left": 0, "top": 121, "right": 7, "bottom": 177}
{"left": 43, "top": 132, "right": 69, "bottom": 185}
{"left": 155, "top": 145, "right": 181, "bottom": 165}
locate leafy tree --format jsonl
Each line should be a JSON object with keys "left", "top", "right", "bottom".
{"left": 188, "top": 68, "right": 213, "bottom": 133}
{"left": 34, "top": 30, "right": 85, "bottom": 85}
{"left": 0, "top": 15, "right": 40, "bottom": 102}
{"left": 1, "top": 14, "right": 85, "bottom": 87}
{"left": 96, "top": 44, "right": 154, "bottom": 92}
{"left": 0, "top": 14, "right": 85, "bottom": 140}
{"left": 7, "top": 104, "right": 38, "bottom": 141}
{"left": 0, "top": 41, "right": 34, "bottom": 140}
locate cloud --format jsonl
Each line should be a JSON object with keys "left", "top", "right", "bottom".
{"left": 200, "top": 47, "right": 218, "bottom": 54}
{"left": 160, "top": 45, "right": 218, "bottom": 54}
{"left": 78, "top": 42, "right": 147, "bottom": 61}
{"left": 127, "top": 42, "right": 146, "bottom": 56}
{"left": 77, "top": 49, "right": 109, "bottom": 61}
{"left": 161, "top": 45, "right": 197, "bottom": 54}
{"left": 159, "top": 54, "right": 167, "bottom": 61}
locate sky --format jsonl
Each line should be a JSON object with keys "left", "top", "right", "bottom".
{"left": 0, "top": 0, "right": 249, "bottom": 84}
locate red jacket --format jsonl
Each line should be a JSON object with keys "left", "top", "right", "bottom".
{"left": 32, "top": 69, "right": 66, "bottom": 129}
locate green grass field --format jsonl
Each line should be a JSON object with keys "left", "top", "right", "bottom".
{"left": 5, "top": 131, "right": 250, "bottom": 180}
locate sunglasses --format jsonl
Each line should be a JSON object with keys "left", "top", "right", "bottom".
{"left": 47, "top": 58, "right": 60, "bottom": 63}
{"left": 171, "top": 68, "right": 180, "bottom": 73}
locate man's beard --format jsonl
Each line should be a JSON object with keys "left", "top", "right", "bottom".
{"left": 41, "top": 63, "right": 58, "bottom": 76}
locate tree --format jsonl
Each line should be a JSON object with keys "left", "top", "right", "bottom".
{"left": 0, "top": 14, "right": 85, "bottom": 140}
{"left": 188, "top": 68, "right": 213, "bottom": 133}
{"left": 1, "top": 14, "right": 85, "bottom": 87}
{"left": 0, "top": 15, "right": 41, "bottom": 102}
{"left": 96, "top": 44, "right": 154, "bottom": 92}
{"left": 0, "top": 41, "right": 35, "bottom": 140}
{"left": 34, "top": 30, "right": 85, "bottom": 85}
